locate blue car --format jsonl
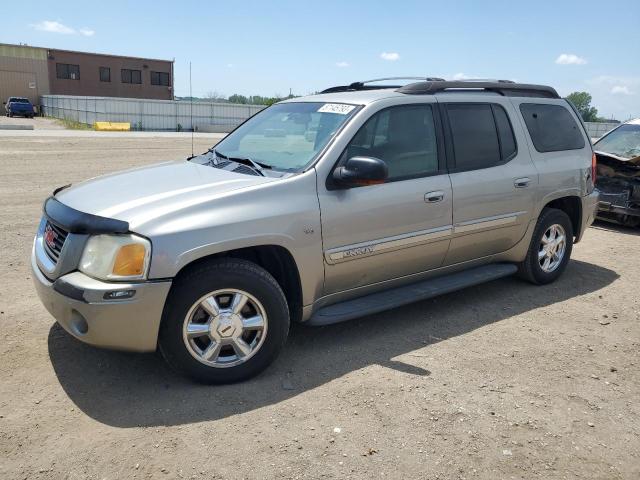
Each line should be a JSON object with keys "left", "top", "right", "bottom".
{"left": 4, "top": 97, "right": 35, "bottom": 118}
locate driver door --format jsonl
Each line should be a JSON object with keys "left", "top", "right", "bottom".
{"left": 317, "top": 103, "right": 453, "bottom": 295}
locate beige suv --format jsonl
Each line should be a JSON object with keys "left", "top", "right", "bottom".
{"left": 32, "top": 78, "right": 599, "bottom": 383}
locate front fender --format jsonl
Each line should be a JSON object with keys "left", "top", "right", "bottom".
{"left": 143, "top": 170, "right": 324, "bottom": 307}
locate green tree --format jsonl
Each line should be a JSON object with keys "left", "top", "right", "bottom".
{"left": 228, "top": 94, "right": 248, "bottom": 104}
{"left": 565, "top": 91, "right": 599, "bottom": 122}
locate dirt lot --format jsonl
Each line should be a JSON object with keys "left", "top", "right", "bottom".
{"left": 0, "top": 116, "right": 65, "bottom": 130}
{"left": 0, "top": 133, "right": 639, "bottom": 480}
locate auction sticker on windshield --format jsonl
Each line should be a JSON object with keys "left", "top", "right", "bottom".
{"left": 318, "top": 103, "right": 356, "bottom": 115}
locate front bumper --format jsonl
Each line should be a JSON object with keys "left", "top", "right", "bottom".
{"left": 577, "top": 189, "right": 599, "bottom": 242}
{"left": 31, "top": 245, "right": 172, "bottom": 352}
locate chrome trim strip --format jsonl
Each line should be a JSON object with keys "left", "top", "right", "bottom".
{"left": 453, "top": 212, "right": 524, "bottom": 234}
{"left": 325, "top": 225, "right": 452, "bottom": 265}
{"left": 324, "top": 212, "right": 526, "bottom": 265}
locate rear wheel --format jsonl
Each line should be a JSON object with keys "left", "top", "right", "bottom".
{"left": 158, "top": 258, "right": 290, "bottom": 383}
{"left": 518, "top": 208, "right": 573, "bottom": 284}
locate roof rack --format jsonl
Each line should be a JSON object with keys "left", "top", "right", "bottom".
{"left": 320, "top": 77, "right": 446, "bottom": 94}
{"left": 397, "top": 80, "right": 559, "bottom": 98}
{"left": 320, "top": 78, "right": 559, "bottom": 98}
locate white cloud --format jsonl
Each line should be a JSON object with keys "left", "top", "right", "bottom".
{"left": 30, "top": 20, "right": 95, "bottom": 36}
{"left": 555, "top": 53, "right": 587, "bottom": 65}
{"left": 31, "top": 20, "right": 75, "bottom": 34}
{"left": 335, "top": 61, "right": 350, "bottom": 68}
{"left": 380, "top": 52, "right": 400, "bottom": 61}
{"left": 611, "top": 85, "right": 633, "bottom": 95}
{"left": 452, "top": 72, "right": 469, "bottom": 80}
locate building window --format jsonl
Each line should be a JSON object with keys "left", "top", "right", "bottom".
{"left": 99, "top": 67, "right": 111, "bottom": 82}
{"left": 151, "top": 71, "right": 170, "bottom": 86}
{"left": 56, "top": 63, "right": 80, "bottom": 80}
{"left": 121, "top": 69, "right": 142, "bottom": 84}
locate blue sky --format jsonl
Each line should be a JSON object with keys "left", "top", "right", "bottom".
{"left": 3, "top": 0, "right": 639, "bottom": 119}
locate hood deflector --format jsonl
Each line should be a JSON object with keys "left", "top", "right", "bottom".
{"left": 44, "top": 196, "right": 129, "bottom": 234}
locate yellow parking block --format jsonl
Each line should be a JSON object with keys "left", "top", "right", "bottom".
{"left": 94, "top": 121, "right": 131, "bottom": 131}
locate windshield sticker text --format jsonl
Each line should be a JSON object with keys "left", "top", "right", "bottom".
{"left": 318, "top": 104, "right": 356, "bottom": 115}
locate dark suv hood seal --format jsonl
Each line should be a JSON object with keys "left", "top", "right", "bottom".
{"left": 44, "top": 196, "right": 129, "bottom": 234}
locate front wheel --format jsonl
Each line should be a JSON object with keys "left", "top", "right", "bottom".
{"left": 518, "top": 208, "right": 574, "bottom": 285}
{"left": 158, "top": 258, "right": 290, "bottom": 383}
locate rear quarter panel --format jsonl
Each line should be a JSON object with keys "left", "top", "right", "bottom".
{"left": 509, "top": 98, "right": 592, "bottom": 218}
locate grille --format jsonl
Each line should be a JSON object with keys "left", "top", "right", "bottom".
{"left": 43, "top": 221, "right": 68, "bottom": 263}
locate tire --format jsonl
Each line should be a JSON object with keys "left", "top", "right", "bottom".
{"left": 158, "top": 258, "right": 290, "bottom": 384}
{"left": 518, "top": 208, "right": 574, "bottom": 285}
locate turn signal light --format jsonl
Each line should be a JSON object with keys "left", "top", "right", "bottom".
{"left": 112, "top": 244, "right": 147, "bottom": 276}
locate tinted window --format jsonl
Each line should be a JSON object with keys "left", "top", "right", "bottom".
{"left": 493, "top": 105, "right": 517, "bottom": 160}
{"left": 121, "top": 69, "right": 142, "bottom": 84}
{"left": 99, "top": 67, "right": 110, "bottom": 82}
{"left": 56, "top": 63, "right": 80, "bottom": 80}
{"left": 151, "top": 71, "right": 170, "bottom": 86}
{"left": 341, "top": 105, "right": 439, "bottom": 180}
{"left": 447, "top": 104, "right": 500, "bottom": 170}
{"left": 520, "top": 103, "right": 585, "bottom": 152}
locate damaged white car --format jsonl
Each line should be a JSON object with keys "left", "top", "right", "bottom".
{"left": 595, "top": 118, "right": 640, "bottom": 226}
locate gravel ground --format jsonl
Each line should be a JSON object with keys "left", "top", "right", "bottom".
{"left": 0, "top": 134, "right": 639, "bottom": 480}
{"left": 0, "top": 115, "right": 65, "bottom": 130}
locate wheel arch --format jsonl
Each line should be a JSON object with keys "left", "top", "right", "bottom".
{"left": 540, "top": 195, "right": 582, "bottom": 242}
{"left": 172, "top": 244, "right": 304, "bottom": 323}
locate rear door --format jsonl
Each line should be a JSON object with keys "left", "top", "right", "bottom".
{"left": 438, "top": 96, "right": 538, "bottom": 265}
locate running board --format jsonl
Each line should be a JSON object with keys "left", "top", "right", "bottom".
{"left": 307, "top": 263, "right": 518, "bottom": 326}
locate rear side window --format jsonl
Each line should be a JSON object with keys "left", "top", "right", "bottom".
{"left": 520, "top": 103, "right": 585, "bottom": 152}
{"left": 446, "top": 104, "right": 501, "bottom": 170}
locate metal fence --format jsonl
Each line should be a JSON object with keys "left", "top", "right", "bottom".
{"left": 41, "top": 95, "right": 265, "bottom": 132}
{"left": 39, "top": 96, "right": 624, "bottom": 138}
{"left": 584, "top": 122, "right": 619, "bottom": 140}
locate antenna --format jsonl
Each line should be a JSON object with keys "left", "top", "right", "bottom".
{"left": 189, "top": 61, "right": 194, "bottom": 158}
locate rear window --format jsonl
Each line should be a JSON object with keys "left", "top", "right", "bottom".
{"left": 520, "top": 103, "right": 585, "bottom": 152}
{"left": 9, "top": 98, "right": 29, "bottom": 103}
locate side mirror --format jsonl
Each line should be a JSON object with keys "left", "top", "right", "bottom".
{"left": 333, "top": 156, "right": 388, "bottom": 187}
{"left": 2, "top": 102, "right": 5, "bottom": 105}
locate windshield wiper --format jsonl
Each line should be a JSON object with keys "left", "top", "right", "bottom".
{"left": 212, "top": 149, "right": 271, "bottom": 176}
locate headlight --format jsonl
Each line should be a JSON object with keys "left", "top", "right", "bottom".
{"left": 79, "top": 234, "right": 151, "bottom": 281}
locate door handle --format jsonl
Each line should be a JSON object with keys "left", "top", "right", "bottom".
{"left": 514, "top": 177, "right": 531, "bottom": 188}
{"left": 424, "top": 191, "right": 445, "bottom": 203}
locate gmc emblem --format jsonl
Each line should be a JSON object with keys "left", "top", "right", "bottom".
{"left": 44, "top": 224, "right": 58, "bottom": 250}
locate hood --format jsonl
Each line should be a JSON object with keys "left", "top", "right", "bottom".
{"left": 55, "top": 161, "right": 276, "bottom": 229}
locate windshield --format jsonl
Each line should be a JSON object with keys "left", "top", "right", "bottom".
{"left": 595, "top": 124, "right": 640, "bottom": 160}
{"left": 212, "top": 102, "right": 358, "bottom": 171}
{"left": 9, "top": 98, "right": 30, "bottom": 103}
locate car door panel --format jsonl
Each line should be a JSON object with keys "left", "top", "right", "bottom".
{"left": 319, "top": 176, "right": 453, "bottom": 294}
{"left": 438, "top": 97, "right": 538, "bottom": 265}
{"left": 317, "top": 102, "right": 453, "bottom": 295}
